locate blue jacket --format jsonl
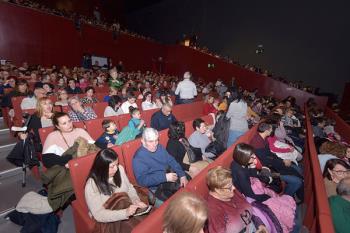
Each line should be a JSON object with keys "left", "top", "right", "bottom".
{"left": 150, "top": 110, "right": 177, "bottom": 131}
{"left": 96, "top": 131, "right": 119, "bottom": 148}
{"left": 133, "top": 144, "right": 186, "bottom": 191}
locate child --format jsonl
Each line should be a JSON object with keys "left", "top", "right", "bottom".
{"left": 96, "top": 119, "right": 119, "bottom": 148}
{"left": 128, "top": 106, "right": 145, "bottom": 138}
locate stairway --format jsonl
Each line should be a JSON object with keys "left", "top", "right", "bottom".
{"left": 0, "top": 118, "right": 75, "bottom": 233}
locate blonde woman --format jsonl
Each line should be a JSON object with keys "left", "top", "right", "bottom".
{"left": 20, "top": 97, "right": 54, "bottom": 151}
{"left": 163, "top": 192, "right": 207, "bottom": 233}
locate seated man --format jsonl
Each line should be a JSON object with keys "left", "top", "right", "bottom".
{"left": 250, "top": 122, "right": 304, "bottom": 199}
{"left": 150, "top": 103, "right": 177, "bottom": 131}
{"left": 65, "top": 78, "right": 82, "bottom": 94}
{"left": 329, "top": 177, "right": 350, "bottom": 233}
{"left": 133, "top": 128, "right": 188, "bottom": 207}
{"left": 20, "top": 86, "right": 46, "bottom": 110}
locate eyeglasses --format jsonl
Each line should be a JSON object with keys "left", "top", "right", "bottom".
{"left": 221, "top": 184, "right": 234, "bottom": 191}
{"left": 332, "top": 169, "right": 350, "bottom": 176}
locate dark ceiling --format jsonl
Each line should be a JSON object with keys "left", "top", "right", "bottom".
{"left": 123, "top": 0, "right": 165, "bottom": 13}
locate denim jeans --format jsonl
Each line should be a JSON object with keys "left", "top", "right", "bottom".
{"left": 227, "top": 130, "right": 245, "bottom": 148}
{"left": 179, "top": 98, "right": 194, "bottom": 104}
{"left": 280, "top": 175, "right": 303, "bottom": 197}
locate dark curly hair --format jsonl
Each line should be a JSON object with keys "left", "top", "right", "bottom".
{"left": 168, "top": 121, "right": 185, "bottom": 140}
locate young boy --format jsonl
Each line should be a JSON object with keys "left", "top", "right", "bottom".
{"left": 96, "top": 119, "right": 119, "bottom": 148}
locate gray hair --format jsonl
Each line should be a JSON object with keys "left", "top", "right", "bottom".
{"left": 68, "top": 96, "right": 81, "bottom": 105}
{"left": 337, "top": 177, "right": 350, "bottom": 196}
{"left": 142, "top": 128, "right": 159, "bottom": 142}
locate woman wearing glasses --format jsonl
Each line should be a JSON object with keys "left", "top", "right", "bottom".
{"left": 206, "top": 166, "right": 270, "bottom": 233}
{"left": 323, "top": 159, "right": 350, "bottom": 197}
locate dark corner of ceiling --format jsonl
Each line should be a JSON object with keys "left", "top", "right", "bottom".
{"left": 123, "top": 0, "right": 165, "bottom": 14}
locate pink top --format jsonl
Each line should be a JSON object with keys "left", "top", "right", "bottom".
{"left": 43, "top": 128, "right": 94, "bottom": 155}
{"left": 267, "top": 136, "right": 292, "bottom": 153}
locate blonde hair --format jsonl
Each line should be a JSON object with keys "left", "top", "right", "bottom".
{"left": 163, "top": 192, "right": 207, "bottom": 233}
{"left": 35, "top": 97, "right": 52, "bottom": 117}
{"left": 206, "top": 166, "right": 232, "bottom": 192}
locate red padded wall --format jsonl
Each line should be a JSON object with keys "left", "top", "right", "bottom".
{"left": 164, "top": 45, "right": 328, "bottom": 107}
{"left": 0, "top": 2, "right": 164, "bottom": 71}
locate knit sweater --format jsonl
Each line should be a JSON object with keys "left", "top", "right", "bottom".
{"left": 133, "top": 145, "right": 186, "bottom": 191}
{"left": 85, "top": 166, "right": 140, "bottom": 223}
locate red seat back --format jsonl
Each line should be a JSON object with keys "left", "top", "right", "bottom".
{"left": 118, "top": 113, "right": 131, "bottom": 129}
{"left": 84, "top": 116, "right": 120, "bottom": 140}
{"left": 93, "top": 102, "right": 108, "bottom": 118}
{"left": 173, "top": 101, "right": 204, "bottom": 122}
{"left": 121, "top": 138, "right": 142, "bottom": 184}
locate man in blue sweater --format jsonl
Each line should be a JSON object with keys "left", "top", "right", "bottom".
{"left": 150, "top": 103, "right": 177, "bottom": 131}
{"left": 133, "top": 127, "right": 187, "bottom": 207}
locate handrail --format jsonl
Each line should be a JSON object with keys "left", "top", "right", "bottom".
{"left": 304, "top": 106, "right": 335, "bottom": 233}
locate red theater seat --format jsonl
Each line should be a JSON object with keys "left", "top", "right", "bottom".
{"left": 173, "top": 101, "right": 204, "bottom": 122}
{"left": 84, "top": 116, "right": 120, "bottom": 140}
{"left": 69, "top": 146, "right": 124, "bottom": 233}
{"left": 92, "top": 102, "right": 108, "bottom": 118}
{"left": 121, "top": 138, "right": 142, "bottom": 184}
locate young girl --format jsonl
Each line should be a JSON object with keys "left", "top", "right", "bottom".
{"left": 128, "top": 106, "right": 145, "bottom": 138}
{"left": 96, "top": 119, "right": 120, "bottom": 148}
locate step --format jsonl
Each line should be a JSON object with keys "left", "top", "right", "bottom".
{"left": 0, "top": 170, "right": 43, "bottom": 213}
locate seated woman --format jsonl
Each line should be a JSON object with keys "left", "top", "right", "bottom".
{"left": 231, "top": 143, "right": 296, "bottom": 233}
{"left": 203, "top": 94, "right": 218, "bottom": 116}
{"left": 206, "top": 166, "right": 271, "bottom": 233}
{"left": 104, "top": 95, "right": 123, "bottom": 117}
{"left": 85, "top": 149, "right": 147, "bottom": 231}
{"left": 81, "top": 86, "right": 98, "bottom": 104}
{"left": 67, "top": 96, "right": 97, "bottom": 122}
{"left": 166, "top": 121, "right": 207, "bottom": 178}
{"left": 323, "top": 159, "right": 350, "bottom": 197}
{"left": 163, "top": 192, "right": 207, "bottom": 233}
{"left": 55, "top": 89, "right": 69, "bottom": 106}
{"left": 20, "top": 97, "right": 54, "bottom": 152}
{"left": 318, "top": 141, "right": 349, "bottom": 172}
{"left": 141, "top": 91, "right": 158, "bottom": 111}
{"left": 42, "top": 112, "right": 95, "bottom": 167}
{"left": 189, "top": 118, "right": 216, "bottom": 160}
{"left": 218, "top": 96, "right": 229, "bottom": 112}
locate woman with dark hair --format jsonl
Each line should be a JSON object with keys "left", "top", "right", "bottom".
{"left": 231, "top": 143, "right": 296, "bottom": 233}
{"left": 81, "top": 86, "right": 98, "bottom": 104}
{"left": 85, "top": 149, "right": 147, "bottom": 223}
{"left": 323, "top": 159, "right": 350, "bottom": 197}
{"left": 166, "top": 121, "right": 205, "bottom": 178}
{"left": 104, "top": 95, "right": 123, "bottom": 117}
{"left": 226, "top": 92, "right": 248, "bottom": 147}
{"left": 141, "top": 91, "right": 158, "bottom": 111}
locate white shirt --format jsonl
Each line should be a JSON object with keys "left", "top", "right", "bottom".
{"left": 120, "top": 101, "right": 138, "bottom": 114}
{"left": 141, "top": 101, "right": 158, "bottom": 111}
{"left": 175, "top": 79, "right": 197, "bottom": 99}
{"left": 21, "top": 97, "right": 37, "bottom": 110}
{"left": 104, "top": 106, "right": 124, "bottom": 117}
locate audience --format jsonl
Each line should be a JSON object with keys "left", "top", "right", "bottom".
{"left": 329, "top": 177, "right": 350, "bottom": 233}
{"left": 81, "top": 86, "right": 98, "bottom": 104}
{"left": 175, "top": 71, "right": 197, "bottom": 104}
{"left": 66, "top": 78, "right": 82, "bottom": 94}
{"left": 150, "top": 103, "right": 177, "bottom": 131}
{"left": 141, "top": 91, "right": 158, "bottom": 111}
{"left": 104, "top": 95, "right": 123, "bottom": 117}
{"left": 323, "top": 159, "right": 350, "bottom": 197}
{"left": 20, "top": 86, "right": 46, "bottom": 110}
{"left": 120, "top": 93, "right": 137, "bottom": 114}
{"left": 163, "top": 192, "right": 207, "bottom": 233}
{"left": 132, "top": 128, "right": 187, "bottom": 207}
{"left": 67, "top": 96, "right": 97, "bottom": 122}
{"left": 96, "top": 119, "right": 120, "bottom": 149}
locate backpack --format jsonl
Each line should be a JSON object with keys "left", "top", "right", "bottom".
{"left": 212, "top": 112, "right": 230, "bottom": 149}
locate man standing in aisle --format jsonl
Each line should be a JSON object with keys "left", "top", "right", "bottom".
{"left": 175, "top": 71, "right": 197, "bottom": 104}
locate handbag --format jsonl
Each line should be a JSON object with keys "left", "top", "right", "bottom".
{"left": 154, "top": 181, "right": 180, "bottom": 202}
{"left": 205, "top": 140, "right": 225, "bottom": 156}
{"left": 179, "top": 138, "right": 202, "bottom": 163}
